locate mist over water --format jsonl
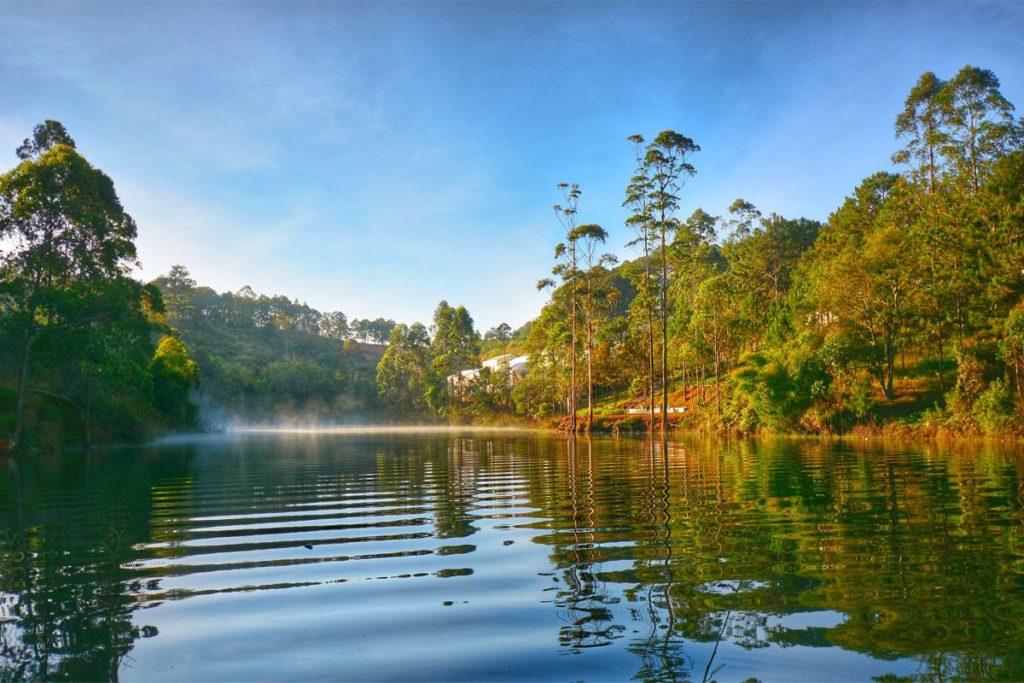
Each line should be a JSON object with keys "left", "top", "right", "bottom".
{"left": 2, "top": 432, "right": 1023, "bottom": 681}
{"left": 228, "top": 424, "right": 537, "bottom": 434}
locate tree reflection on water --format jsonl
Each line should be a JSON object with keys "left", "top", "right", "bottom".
{"left": 0, "top": 435, "right": 1022, "bottom": 681}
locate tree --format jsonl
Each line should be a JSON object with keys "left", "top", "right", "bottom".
{"left": 28, "top": 277, "right": 162, "bottom": 447}
{"left": 428, "top": 300, "right": 478, "bottom": 416}
{"left": 0, "top": 124, "right": 138, "bottom": 449}
{"left": 893, "top": 71, "right": 947, "bottom": 192}
{"left": 1001, "top": 303, "right": 1024, "bottom": 402}
{"left": 623, "top": 135, "right": 657, "bottom": 429}
{"left": 807, "top": 173, "right": 920, "bottom": 399}
{"left": 320, "top": 311, "right": 350, "bottom": 342}
{"left": 484, "top": 323, "right": 512, "bottom": 342}
{"left": 938, "top": 65, "right": 1020, "bottom": 194}
{"left": 569, "top": 223, "right": 617, "bottom": 430}
{"left": 723, "top": 205, "right": 820, "bottom": 344}
{"left": 539, "top": 182, "right": 583, "bottom": 431}
{"left": 630, "top": 131, "right": 700, "bottom": 429}
{"left": 16, "top": 120, "right": 76, "bottom": 161}
{"left": 151, "top": 336, "right": 199, "bottom": 427}
{"left": 376, "top": 322, "right": 432, "bottom": 417}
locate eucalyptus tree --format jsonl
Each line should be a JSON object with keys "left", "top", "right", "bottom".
{"left": 938, "top": 65, "right": 1020, "bottom": 194}
{"left": 538, "top": 182, "right": 582, "bottom": 431}
{"left": 628, "top": 131, "right": 700, "bottom": 429}
{"left": 723, "top": 198, "right": 761, "bottom": 241}
{"left": 0, "top": 123, "right": 138, "bottom": 450}
{"left": 690, "top": 275, "right": 737, "bottom": 414}
{"left": 320, "top": 311, "right": 350, "bottom": 342}
{"left": 15, "top": 120, "right": 76, "bottom": 161}
{"left": 484, "top": 323, "right": 512, "bottom": 341}
{"left": 376, "top": 322, "right": 432, "bottom": 417}
{"left": 623, "top": 135, "right": 657, "bottom": 428}
{"left": 893, "top": 72, "right": 947, "bottom": 192}
{"left": 429, "top": 300, "right": 478, "bottom": 415}
{"left": 569, "top": 223, "right": 618, "bottom": 430}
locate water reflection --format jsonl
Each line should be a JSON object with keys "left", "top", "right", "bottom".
{"left": 1, "top": 435, "right": 1023, "bottom": 681}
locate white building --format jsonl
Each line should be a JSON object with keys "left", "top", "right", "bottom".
{"left": 448, "top": 354, "right": 530, "bottom": 388}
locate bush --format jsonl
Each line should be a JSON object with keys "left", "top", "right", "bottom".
{"left": 848, "top": 379, "right": 877, "bottom": 422}
{"left": 948, "top": 349, "right": 989, "bottom": 420}
{"left": 973, "top": 379, "right": 1015, "bottom": 435}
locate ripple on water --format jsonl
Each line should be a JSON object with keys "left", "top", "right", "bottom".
{"left": 1, "top": 433, "right": 1023, "bottom": 682}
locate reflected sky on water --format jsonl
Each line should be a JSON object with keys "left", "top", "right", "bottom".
{"left": 2, "top": 433, "right": 1023, "bottom": 681}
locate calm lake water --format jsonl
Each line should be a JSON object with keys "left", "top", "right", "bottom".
{"left": 2, "top": 431, "right": 1023, "bottom": 682}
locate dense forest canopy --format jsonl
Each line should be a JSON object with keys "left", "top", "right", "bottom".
{"left": 2, "top": 64, "right": 1023, "bottom": 446}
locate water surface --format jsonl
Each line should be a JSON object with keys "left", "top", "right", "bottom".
{"left": 2, "top": 432, "right": 1023, "bottom": 681}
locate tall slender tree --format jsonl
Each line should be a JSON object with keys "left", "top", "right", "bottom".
{"left": 624, "top": 135, "right": 657, "bottom": 430}
{"left": 633, "top": 131, "right": 700, "bottom": 430}
{"left": 938, "top": 65, "right": 1020, "bottom": 194}
{"left": 429, "top": 300, "right": 478, "bottom": 416}
{"left": 569, "top": 224, "right": 617, "bottom": 431}
{"left": 539, "top": 183, "right": 583, "bottom": 431}
{"left": 893, "top": 71, "right": 947, "bottom": 192}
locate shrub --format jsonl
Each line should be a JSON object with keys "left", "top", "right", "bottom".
{"left": 973, "top": 379, "right": 1015, "bottom": 435}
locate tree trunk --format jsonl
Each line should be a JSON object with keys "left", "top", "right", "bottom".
{"left": 1015, "top": 359, "right": 1022, "bottom": 402}
{"left": 648, "top": 293, "right": 655, "bottom": 433}
{"left": 682, "top": 362, "right": 689, "bottom": 400}
{"left": 956, "top": 295, "right": 965, "bottom": 347}
{"left": 936, "top": 335, "right": 946, "bottom": 394}
{"left": 570, "top": 282, "right": 577, "bottom": 433}
{"left": 714, "top": 337, "right": 722, "bottom": 415}
{"left": 885, "top": 328, "right": 896, "bottom": 400}
{"left": 660, "top": 231, "right": 669, "bottom": 432}
{"left": 586, "top": 321, "right": 593, "bottom": 433}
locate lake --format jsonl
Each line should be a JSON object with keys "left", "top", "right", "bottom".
{"left": 2, "top": 431, "right": 1023, "bottom": 681}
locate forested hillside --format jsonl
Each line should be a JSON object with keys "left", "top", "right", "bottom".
{"left": 151, "top": 266, "right": 389, "bottom": 424}
{"left": 376, "top": 65, "right": 1024, "bottom": 438}
{"left": 516, "top": 65, "right": 1024, "bottom": 436}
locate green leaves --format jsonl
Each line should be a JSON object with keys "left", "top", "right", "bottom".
{"left": 894, "top": 65, "right": 1022, "bottom": 194}
{"left": 151, "top": 336, "right": 199, "bottom": 427}
{"left": 15, "top": 120, "right": 76, "bottom": 161}
{"left": 1, "top": 122, "right": 146, "bottom": 447}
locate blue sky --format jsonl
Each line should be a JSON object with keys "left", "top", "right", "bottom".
{"left": 1, "top": 2, "right": 1022, "bottom": 331}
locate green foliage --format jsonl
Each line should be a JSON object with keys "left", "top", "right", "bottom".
{"left": 847, "top": 379, "right": 879, "bottom": 423}
{"left": 732, "top": 344, "right": 830, "bottom": 432}
{"left": 376, "top": 323, "right": 432, "bottom": 418}
{"left": 1000, "top": 303, "right": 1024, "bottom": 399}
{"left": 948, "top": 348, "right": 990, "bottom": 418}
{"left": 150, "top": 337, "right": 199, "bottom": 427}
{"left": 7, "top": 66, "right": 1024, "bottom": 439}
{"left": 511, "top": 364, "right": 558, "bottom": 419}
{"left": 972, "top": 378, "right": 1015, "bottom": 435}
{"left": 149, "top": 265, "right": 384, "bottom": 423}
{"left": 0, "top": 121, "right": 194, "bottom": 447}
{"left": 428, "top": 301, "right": 479, "bottom": 416}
